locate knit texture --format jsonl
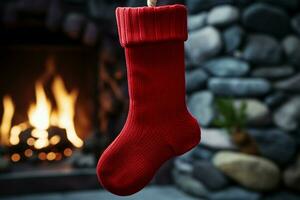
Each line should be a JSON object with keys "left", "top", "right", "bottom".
{"left": 116, "top": 4, "right": 187, "bottom": 47}
{"left": 97, "top": 4, "right": 201, "bottom": 196}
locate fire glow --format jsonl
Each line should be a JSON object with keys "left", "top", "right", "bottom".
{"left": 0, "top": 73, "right": 83, "bottom": 161}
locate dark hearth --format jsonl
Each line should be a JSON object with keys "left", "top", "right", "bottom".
{"left": 0, "top": 0, "right": 128, "bottom": 196}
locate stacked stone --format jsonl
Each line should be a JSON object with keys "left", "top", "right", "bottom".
{"left": 174, "top": 0, "right": 300, "bottom": 199}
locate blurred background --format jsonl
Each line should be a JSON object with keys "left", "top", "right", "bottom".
{"left": 0, "top": 0, "right": 300, "bottom": 200}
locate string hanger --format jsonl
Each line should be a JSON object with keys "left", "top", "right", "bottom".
{"left": 147, "top": 0, "right": 157, "bottom": 7}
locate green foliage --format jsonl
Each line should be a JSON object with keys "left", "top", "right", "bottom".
{"left": 213, "top": 98, "right": 247, "bottom": 134}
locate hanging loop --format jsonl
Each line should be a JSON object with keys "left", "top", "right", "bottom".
{"left": 147, "top": 0, "right": 157, "bottom": 7}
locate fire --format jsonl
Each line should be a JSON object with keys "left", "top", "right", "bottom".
{"left": 28, "top": 83, "right": 51, "bottom": 130}
{"left": 25, "top": 75, "right": 83, "bottom": 148}
{"left": 1, "top": 72, "right": 83, "bottom": 154}
{"left": 0, "top": 96, "right": 15, "bottom": 146}
{"left": 51, "top": 76, "right": 83, "bottom": 147}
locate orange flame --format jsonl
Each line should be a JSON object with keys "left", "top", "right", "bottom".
{"left": 0, "top": 95, "right": 15, "bottom": 146}
{"left": 51, "top": 76, "right": 83, "bottom": 147}
{"left": 8, "top": 75, "right": 83, "bottom": 149}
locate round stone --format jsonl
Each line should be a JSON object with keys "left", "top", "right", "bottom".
{"left": 223, "top": 25, "right": 245, "bottom": 53}
{"left": 282, "top": 35, "right": 300, "bottom": 67}
{"left": 274, "top": 96, "right": 300, "bottom": 131}
{"left": 185, "top": 69, "right": 208, "bottom": 93}
{"left": 203, "top": 57, "right": 249, "bottom": 77}
{"left": 275, "top": 73, "right": 300, "bottom": 92}
{"left": 200, "top": 128, "right": 237, "bottom": 150}
{"left": 242, "top": 3, "right": 290, "bottom": 38}
{"left": 248, "top": 129, "right": 297, "bottom": 165}
{"left": 242, "top": 34, "right": 282, "bottom": 65}
{"left": 283, "top": 154, "right": 300, "bottom": 192}
{"left": 213, "top": 151, "right": 280, "bottom": 191}
{"left": 193, "top": 161, "right": 229, "bottom": 190}
{"left": 251, "top": 66, "right": 294, "bottom": 80}
{"left": 208, "top": 78, "right": 271, "bottom": 96}
{"left": 187, "top": 91, "right": 215, "bottom": 126}
{"left": 172, "top": 169, "right": 209, "bottom": 197}
{"left": 234, "top": 99, "right": 270, "bottom": 125}
{"left": 207, "top": 5, "right": 239, "bottom": 26}
{"left": 188, "top": 12, "right": 207, "bottom": 31}
{"left": 185, "top": 27, "right": 222, "bottom": 65}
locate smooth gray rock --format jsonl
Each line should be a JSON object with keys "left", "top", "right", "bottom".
{"left": 185, "top": 60, "right": 196, "bottom": 70}
{"left": 291, "top": 14, "right": 300, "bottom": 36}
{"left": 213, "top": 151, "right": 280, "bottom": 191}
{"left": 207, "top": 5, "right": 239, "bottom": 26}
{"left": 251, "top": 66, "right": 294, "bottom": 79}
{"left": 192, "top": 146, "right": 214, "bottom": 160}
{"left": 265, "top": 92, "right": 288, "bottom": 108}
{"left": 185, "top": 27, "right": 222, "bottom": 65}
{"left": 177, "top": 150, "right": 195, "bottom": 163}
{"left": 273, "top": 96, "right": 300, "bottom": 131}
{"left": 282, "top": 36, "right": 300, "bottom": 67}
{"left": 223, "top": 25, "right": 245, "bottom": 53}
{"left": 186, "top": 69, "right": 208, "bottom": 93}
{"left": 188, "top": 13, "right": 207, "bottom": 31}
{"left": 283, "top": 154, "right": 300, "bottom": 192}
{"left": 208, "top": 187, "right": 261, "bottom": 200}
{"left": 186, "top": 0, "right": 228, "bottom": 14}
{"left": 248, "top": 129, "right": 297, "bottom": 165}
{"left": 200, "top": 128, "right": 237, "bottom": 150}
{"left": 242, "top": 34, "right": 282, "bottom": 65}
{"left": 186, "top": 0, "right": 251, "bottom": 14}
{"left": 275, "top": 74, "right": 300, "bottom": 92}
{"left": 188, "top": 91, "right": 215, "bottom": 126}
{"left": 203, "top": 57, "right": 249, "bottom": 77}
{"left": 242, "top": 3, "right": 290, "bottom": 38}
{"left": 186, "top": 0, "right": 213, "bottom": 14}
{"left": 234, "top": 99, "right": 270, "bottom": 125}
{"left": 174, "top": 159, "right": 194, "bottom": 174}
{"left": 208, "top": 78, "right": 271, "bottom": 96}
{"left": 173, "top": 169, "right": 209, "bottom": 197}
{"left": 192, "top": 161, "right": 229, "bottom": 190}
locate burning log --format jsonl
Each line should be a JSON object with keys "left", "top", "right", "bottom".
{"left": 9, "top": 126, "right": 74, "bottom": 162}
{"left": 0, "top": 58, "right": 84, "bottom": 163}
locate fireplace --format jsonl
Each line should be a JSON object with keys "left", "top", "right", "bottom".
{"left": 0, "top": 48, "right": 96, "bottom": 162}
{"left": 0, "top": 0, "right": 128, "bottom": 195}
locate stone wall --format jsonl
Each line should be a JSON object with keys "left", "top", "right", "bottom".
{"left": 174, "top": 0, "right": 300, "bottom": 199}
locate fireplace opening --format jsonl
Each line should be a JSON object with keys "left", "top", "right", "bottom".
{"left": 0, "top": 20, "right": 126, "bottom": 195}
{"left": 0, "top": 50, "right": 96, "bottom": 163}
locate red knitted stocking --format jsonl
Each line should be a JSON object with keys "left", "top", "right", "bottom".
{"left": 97, "top": 4, "right": 201, "bottom": 196}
